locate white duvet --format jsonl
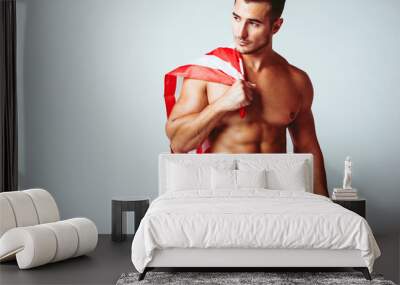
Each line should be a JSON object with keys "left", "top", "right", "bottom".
{"left": 131, "top": 189, "right": 381, "bottom": 273}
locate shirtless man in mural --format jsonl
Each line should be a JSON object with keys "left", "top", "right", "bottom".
{"left": 165, "top": 0, "right": 329, "bottom": 197}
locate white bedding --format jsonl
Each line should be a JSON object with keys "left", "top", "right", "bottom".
{"left": 131, "top": 189, "right": 381, "bottom": 273}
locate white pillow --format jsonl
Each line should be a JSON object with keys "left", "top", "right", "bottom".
{"left": 166, "top": 159, "right": 235, "bottom": 191}
{"left": 211, "top": 168, "right": 267, "bottom": 190}
{"left": 266, "top": 163, "right": 307, "bottom": 191}
{"left": 166, "top": 162, "right": 209, "bottom": 191}
{"left": 238, "top": 159, "right": 309, "bottom": 192}
{"left": 211, "top": 168, "right": 236, "bottom": 190}
{"left": 236, "top": 169, "right": 267, "bottom": 188}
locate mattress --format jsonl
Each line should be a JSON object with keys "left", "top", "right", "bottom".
{"left": 131, "top": 189, "right": 381, "bottom": 273}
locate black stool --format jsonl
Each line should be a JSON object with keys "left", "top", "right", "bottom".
{"left": 111, "top": 196, "right": 150, "bottom": 242}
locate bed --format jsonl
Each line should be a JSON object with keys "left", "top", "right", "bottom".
{"left": 131, "top": 153, "right": 381, "bottom": 281}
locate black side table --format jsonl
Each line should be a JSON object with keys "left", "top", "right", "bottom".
{"left": 112, "top": 196, "right": 150, "bottom": 242}
{"left": 332, "top": 198, "right": 366, "bottom": 218}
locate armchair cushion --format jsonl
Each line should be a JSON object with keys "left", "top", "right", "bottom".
{"left": 0, "top": 218, "right": 98, "bottom": 269}
{"left": 0, "top": 189, "right": 97, "bottom": 269}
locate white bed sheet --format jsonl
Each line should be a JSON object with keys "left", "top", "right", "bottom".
{"left": 131, "top": 189, "right": 380, "bottom": 273}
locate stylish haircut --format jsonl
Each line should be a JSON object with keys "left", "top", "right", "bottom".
{"left": 234, "top": 0, "right": 286, "bottom": 21}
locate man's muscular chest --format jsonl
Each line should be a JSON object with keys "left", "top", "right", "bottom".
{"left": 207, "top": 70, "right": 302, "bottom": 127}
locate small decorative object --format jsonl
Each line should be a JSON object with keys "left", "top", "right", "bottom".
{"left": 332, "top": 156, "right": 358, "bottom": 200}
{"left": 342, "top": 156, "right": 352, "bottom": 190}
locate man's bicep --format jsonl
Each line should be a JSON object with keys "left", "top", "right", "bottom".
{"left": 169, "top": 78, "right": 208, "bottom": 119}
{"left": 166, "top": 78, "right": 208, "bottom": 138}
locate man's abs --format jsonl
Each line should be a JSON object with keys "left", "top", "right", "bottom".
{"left": 208, "top": 120, "right": 287, "bottom": 153}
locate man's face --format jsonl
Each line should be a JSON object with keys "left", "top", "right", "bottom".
{"left": 232, "top": 0, "right": 280, "bottom": 54}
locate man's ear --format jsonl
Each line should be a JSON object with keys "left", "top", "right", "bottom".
{"left": 272, "top": 18, "right": 284, "bottom": 34}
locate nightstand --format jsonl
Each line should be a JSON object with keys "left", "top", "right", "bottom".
{"left": 111, "top": 196, "right": 150, "bottom": 242}
{"left": 332, "top": 198, "right": 366, "bottom": 218}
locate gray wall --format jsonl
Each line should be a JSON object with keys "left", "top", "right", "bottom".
{"left": 16, "top": 0, "right": 400, "bottom": 281}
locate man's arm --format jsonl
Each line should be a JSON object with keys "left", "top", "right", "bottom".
{"left": 165, "top": 78, "right": 227, "bottom": 153}
{"left": 166, "top": 78, "right": 253, "bottom": 153}
{"left": 288, "top": 72, "right": 329, "bottom": 197}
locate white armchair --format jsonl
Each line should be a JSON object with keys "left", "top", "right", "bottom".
{"left": 0, "top": 189, "right": 98, "bottom": 269}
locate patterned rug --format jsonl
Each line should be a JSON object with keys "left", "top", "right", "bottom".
{"left": 116, "top": 271, "right": 396, "bottom": 285}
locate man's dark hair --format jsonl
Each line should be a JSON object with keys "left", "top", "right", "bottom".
{"left": 235, "top": 0, "right": 286, "bottom": 21}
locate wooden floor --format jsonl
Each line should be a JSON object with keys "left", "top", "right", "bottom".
{"left": 0, "top": 234, "right": 134, "bottom": 285}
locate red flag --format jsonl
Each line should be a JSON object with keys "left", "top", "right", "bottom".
{"left": 164, "top": 47, "right": 247, "bottom": 153}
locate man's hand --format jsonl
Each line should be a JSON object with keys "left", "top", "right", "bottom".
{"left": 214, "top": 80, "right": 256, "bottom": 112}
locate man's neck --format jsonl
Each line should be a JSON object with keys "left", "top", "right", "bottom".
{"left": 241, "top": 44, "right": 277, "bottom": 73}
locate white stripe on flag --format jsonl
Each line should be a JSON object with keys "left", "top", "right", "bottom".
{"left": 187, "top": 55, "right": 243, "bottom": 80}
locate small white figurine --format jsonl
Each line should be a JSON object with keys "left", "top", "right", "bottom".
{"left": 342, "top": 156, "right": 352, "bottom": 190}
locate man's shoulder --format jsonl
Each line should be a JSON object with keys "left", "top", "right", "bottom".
{"left": 283, "top": 63, "right": 313, "bottom": 97}
{"left": 272, "top": 52, "right": 311, "bottom": 85}
{"left": 285, "top": 64, "right": 314, "bottom": 108}
{"left": 286, "top": 63, "right": 311, "bottom": 85}
{"left": 273, "top": 54, "right": 313, "bottom": 106}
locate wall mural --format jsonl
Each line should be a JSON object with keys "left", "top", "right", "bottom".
{"left": 163, "top": 0, "right": 329, "bottom": 197}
